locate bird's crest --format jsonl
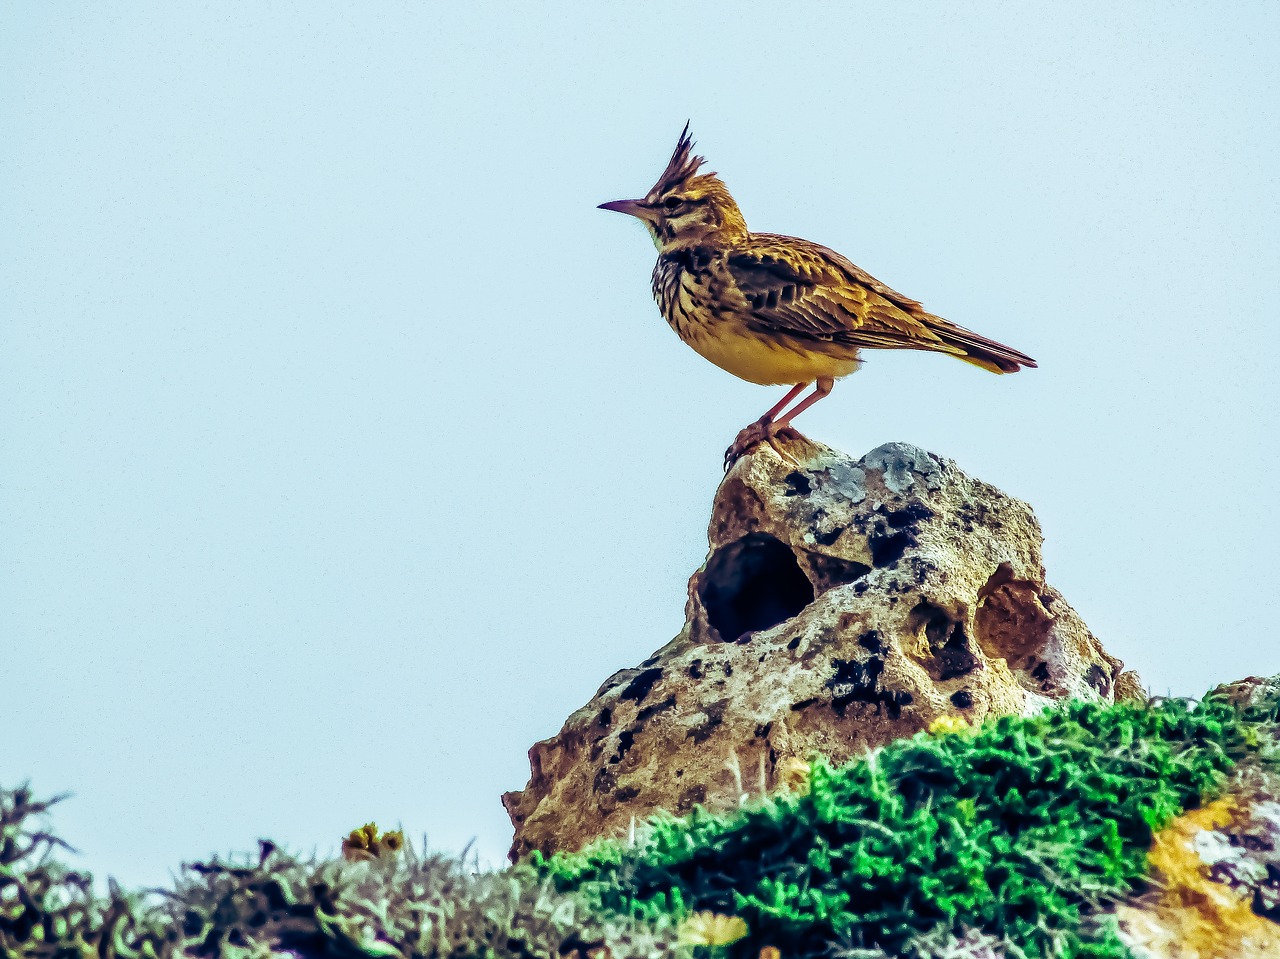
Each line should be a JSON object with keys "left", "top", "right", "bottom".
{"left": 652, "top": 122, "right": 708, "bottom": 195}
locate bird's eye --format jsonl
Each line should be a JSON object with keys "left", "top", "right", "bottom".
{"left": 662, "top": 196, "right": 684, "bottom": 211}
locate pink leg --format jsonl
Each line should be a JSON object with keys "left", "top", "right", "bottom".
{"left": 724, "top": 378, "right": 836, "bottom": 471}
{"left": 759, "top": 382, "right": 809, "bottom": 424}
{"left": 774, "top": 377, "right": 834, "bottom": 426}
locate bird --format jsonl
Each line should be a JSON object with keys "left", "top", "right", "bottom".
{"left": 598, "top": 124, "right": 1037, "bottom": 467}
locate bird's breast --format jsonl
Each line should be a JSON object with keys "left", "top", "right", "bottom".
{"left": 650, "top": 253, "right": 860, "bottom": 386}
{"left": 651, "top": 253, "right": 723, "bottom": 343}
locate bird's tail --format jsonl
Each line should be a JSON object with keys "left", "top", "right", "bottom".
{"left": 921, "top": 314, "right": 1038, "bottom": 374}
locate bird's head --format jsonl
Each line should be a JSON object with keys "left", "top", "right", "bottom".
{"left": 599, "top": 124, "right": 747, "bottom": 251}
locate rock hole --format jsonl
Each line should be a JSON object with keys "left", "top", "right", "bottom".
{"left": 909, "top": 600, "right": 952, "bottom": 648}
{"left": 908, "top": 600, "right": 980, "bottom": 680}
{"left": 783, "top": 471, "right": 811, "bottom": 496}
{"left": 869, "top": 529, "right": 914, "bottom": 566}
{"left": 699, "top": 533, "right": 814, "bottom": 642}
{"left": 935, "top": 624, "right": 980, "bottom": 680}
{"left": 974, "top": 563, "right": 1055, "bottom": 662}
{"left": 826, "top": 656, "right": 914, "bottom": 718}
{"left": 1085, "top": 664, "right": 1113, "bottom": 697}
{"left": 804, "top": 552, "right": 872, "bottom": 592}
{"left": 813, "top": 525, "right": 846, "bottom": 547}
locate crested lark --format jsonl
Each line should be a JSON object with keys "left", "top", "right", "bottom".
{"left": 599, "top": 125, "right": 1036, "bottom": 467}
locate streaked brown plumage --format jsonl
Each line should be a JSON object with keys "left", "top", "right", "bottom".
{"left": 599, "top": 124, "right": 1037, "bottom": 466}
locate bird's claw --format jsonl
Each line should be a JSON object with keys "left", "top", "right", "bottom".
{"left": 724, "top": 421, "right": 802, "bottom": 471}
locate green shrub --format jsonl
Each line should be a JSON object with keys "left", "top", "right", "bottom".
{"left": 541, "top": 698, "right": 1268, "bottom": 959}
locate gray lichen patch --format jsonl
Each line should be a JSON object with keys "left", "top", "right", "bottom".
{"left": 864, "top": 442, "right": 944, "bottom": 494}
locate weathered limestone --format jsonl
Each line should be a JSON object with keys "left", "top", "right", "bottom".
{"left": 504, "top": 435, "right": 1142, "bottom": 860}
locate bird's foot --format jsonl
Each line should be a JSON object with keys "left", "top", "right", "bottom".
{"left": 724, "top": 420, "right": 803, "bottom": 471}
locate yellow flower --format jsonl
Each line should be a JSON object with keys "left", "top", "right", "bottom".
{"left": 341, "top": 822, "right": 405, "bottom": 861}
{"left": 927, "top": 715, "right": 970, "bottom": 736}
{"left": 342, "top": 823, "right": 378, "bottom": 861}
{"left": 678, "top": 912, "right": 749, "bottom": 947}
{"left": 778, "top": 757, "right": 811, "bottom": 796}
{"left": 380, "top": 829, "right": 405, "bottom": 854}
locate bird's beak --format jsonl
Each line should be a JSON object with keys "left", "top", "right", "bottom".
{"left": 597, "top": 198, "right": 651, "bottom": 220}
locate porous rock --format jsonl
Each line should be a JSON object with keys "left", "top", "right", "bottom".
{"left": 504, "top": 435, "right": 1142, "bottom": 860}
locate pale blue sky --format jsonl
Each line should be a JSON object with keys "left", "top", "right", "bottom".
{"left": 2, "top": 2, "right": 1277, "bottom": 888}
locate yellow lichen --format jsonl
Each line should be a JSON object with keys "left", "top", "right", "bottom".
{"left": 1117, "top": 795, "right": 1280, "bottom": 958}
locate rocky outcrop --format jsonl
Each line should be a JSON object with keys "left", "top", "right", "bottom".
{"left": 504, "top": 435, "right": 1142, "bottom": 860}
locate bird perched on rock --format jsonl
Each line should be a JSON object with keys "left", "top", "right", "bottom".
{"left": 599, "top": 124, "right": 1037, "bottom": 467}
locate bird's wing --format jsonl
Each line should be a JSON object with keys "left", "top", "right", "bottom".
{"left": 725, "top": 235, "right": 956, "bottom": 353}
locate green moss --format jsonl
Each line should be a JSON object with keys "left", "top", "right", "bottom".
{"left": 540, "top": 697, "right": 1271, "bottom": 959}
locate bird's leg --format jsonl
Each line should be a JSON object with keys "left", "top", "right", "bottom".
{"left": 773, "top": 376, "right": 834, "bottom": 427}
{"left": 725, "top": 382, "right": 810, "bottom": 470}
{"left": 759, "top": 382, "right": 809, "bottom": 425}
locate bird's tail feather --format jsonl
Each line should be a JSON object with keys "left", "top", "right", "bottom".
{"left": 921, "top": 314, "right": 1038, "bottom": 374}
